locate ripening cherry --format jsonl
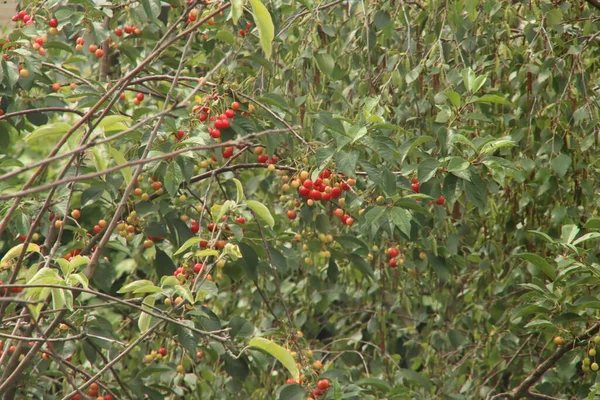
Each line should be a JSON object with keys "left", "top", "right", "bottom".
{"left": 136, "top": 93, "right": 145, "bottom": 102}
{"left": 89, "top": 44, "right": 98, "bottom": 53}
{"left": 317, "top": 379, "right": 330, "bottom": 390}
{"left": 52, "top": 83, "right": 61, "bottom": 91}
{"left": 287, "top": 210, "right": 297, "bottom": 220}
{"left": 19, "top": 68, "right": 29, "bottom": 78}
{"left": 334, "top": 208, "right": 344, "bottom": 218}
{"left": 345, "top": 217, "right": 354, "bottom": 226}
{"left": 231, "top": 101, "right": 240, "bottom": 110}
{"left": 95, "top": 48, "right": 104, "bottom": 58}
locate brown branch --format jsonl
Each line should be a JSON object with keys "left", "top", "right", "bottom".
{"left": 508, "top": 322, "right": 600, "bottom": 399}
{"left": 584, "top": 0, "right": 600, "bottom": 10}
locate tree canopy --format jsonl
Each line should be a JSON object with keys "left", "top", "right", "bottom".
{"left": 1, "top": 0, "right": 600, "bottom": 399}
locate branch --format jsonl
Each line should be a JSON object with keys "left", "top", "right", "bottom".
{"left": 584, "top": 0, "right": 600, "bottom": 10}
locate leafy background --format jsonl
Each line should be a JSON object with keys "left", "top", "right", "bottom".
{"left": 0, "top": 0, "right": 600, "bottom": 399}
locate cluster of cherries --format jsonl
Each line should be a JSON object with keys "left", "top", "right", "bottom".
{"left": 239, "top": 21, "right": 253, "bottom": 37}
{"left": 0, "top": 281, "right": 22, "bottom": 294}
{"left": 70, "top": 383, "right": 113, "bottom": 400}
{"left": 11, "top": 10, "right": 36, "bottom": 25}
{"left": 386, "top": 247, "right": 401, "bottom": 268}
{"left": 114, "top": 25, "right": 142, "bottom": 37}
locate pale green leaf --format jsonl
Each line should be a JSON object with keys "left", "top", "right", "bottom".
{"left": 139, "top": 295, "right": 156, "bottom": 333}
{"left": 248, "top": 337, "right": 299, "bottom": 379}
{"left": 246, "top": 200, "right": 275, "bottom": 228}
{"left": 249, "top": 0, "right": 275, "bottom": 59}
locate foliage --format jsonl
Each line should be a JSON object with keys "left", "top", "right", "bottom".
{"left": 1, "top": 0, "right": 600, "bottom": 399}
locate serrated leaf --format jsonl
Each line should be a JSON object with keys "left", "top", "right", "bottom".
{"left": 138, "top": 295, "right": 156, "bottom": 333}
{"left": 249, "top": 0, "right": 275, "bottom": 59}
{"left": 233, "top": 178, "right": 245, "bottom": 203}
{"left": 108, "top": 145, "right": 132, "bottom": 184}
{"left": 518, "top": 253, "right": 556, "bottom": 280}
{"left": 0, "top": 243, "right": 40, "bottom": 270}
{"left": 165, "top": 162, "right": 184, "bottom": 197}
{"left": 248, "top": 337, "right": 299, "bottom": 379}
{"left": 232, "top": 0, "right": 244, "bottom": 23}
{"left": 175, "top": 284, "right": 194, "bottom": 304}
{"left": 246, "top": 200, "right": 274, "bottom": 228}
{"left": 195, "top": 280, "right": 218, "bottom": 302}
{"left": 390, "top": 207, "right": 412, "bottom": 237}
{"left": 118, "top": 280, "right": 158, "bottom": 294}
{"left": 25, "top": 122, "right": 71, "bottom": 142}
{"left": 174, "top": 237, "right": 203, "bottom": 256}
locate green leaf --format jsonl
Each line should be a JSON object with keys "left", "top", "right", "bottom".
{"left": 231, "top": 0, "right": 244, "bottom": 24}
{"left": 518, "top": 253, "right": 556, "bottom": 280}
{"left": 246, "top": 200, "right": 275, "bottom": 228}
{"left": 195, "top": 280, "right": 218, "bottom": 302}
{"left": 233, "top": 178, "right": 245, "bottom": 204}
{"left": 138, "top": 295, "right": 156, "bottom": 333}
{"left": 356, "top": 378, "right": 392, "bottom": 392}
{"left": 118, "top": 280, "right": 158, "bottom": 294}
{"left": 1, "top": 243, "right": 41, "bottom": 269}
{"left": 174, "top": 237, "right": 203, "bottom": 256}
{"left": 550, "top": 153, "right": 571, "bottom": 178}
{"left": 448, "top": 157, "right": 470, "bottom": 172}
{"left": 249, "top": 0, "right": 275, "bottom": 59}
{"left": 390, "top": 207, "right": 412, "bottom": 237}
{"left": 417, "top": 158, "right": 440, "bottom": 183}
{"left": 216, "top": 30, "right": 235, "bottom": 45}
{"left": 108, "top": 146, "right": 132, "bottom": 184}
{"left": 175, "top": 285, "right": 194, "bottom": 304}
{"left": 277, "top": 384, "right": 306, "bottom": 400}
{"left": 248, "top": 337, "right": 299, "bottom": 379}
{"left": 398, "top": 368, "right": 432, "bottom": 389}
{"left": 315, "top": 53, "right": 335, "bottom": 77}
{"left": 165, "top": 162, "right": 184, "bottom": 197}
{"left": 444, "top": 91, "right": 461, "bottom": 107}
{"left": 25, "top": 122, "right": 71, "bottom": 142}
{"left": 348, "top": 253, "right": 375, "bottom": 280}
{"left": 399, "top": 136, "right": 434, "bottom": 163}
{"left": 472, "top": 94, "right": 511, "bottom": 105}
{"left": 479, "top": 137, "right": 516, "bottom": 155}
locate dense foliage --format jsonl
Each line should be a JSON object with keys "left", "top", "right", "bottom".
{"left": 1, "top": 0, "right": 600, "bottom": 399}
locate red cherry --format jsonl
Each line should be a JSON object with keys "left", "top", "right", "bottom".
{"left": 412, "top": 177, "right": 419, "bottom": 184}
{"left": 136, "top": 93, "right": 145, "bottom": 101}
{"left": 341, "top": 182, "right": 350, "bottom": 191}
{"left": 225, "top": 109, "right": 235, "bottom": 118}
{"left": 114, "top": 28, "right": 123, "bottom": 36}
{"left": 411, "top": 183, "right": 420, "bottom": 193}
{"left": 389, "top": 258, "right": 397, "bottom": 268}
{"left": 210, "top": 129, "right": 221, "bottom": 139}
{"left": 341, "top": 214, "right": 349, "bottom": 224}
{"left": 199, "top": 113, "right": 207, "bottom": 122}
{"left": 220, "top": 118, "right": 230, "bottom": 129}
{"left": 287, "top": 210, "right": 297, "bottom": 220}
{"left": 387, "top": 248, "right": 399, "bottom": 258}
{"left": 49, "top": 18, "right": 58, "bottom": 28}
{"left": 298, "top": 186, "right": 310, "bottom": 198}
{"left": 158, "top": 347, "right": 167, "bottom": 357}
{"left": 18, "top": 11, "right": 27, "bottom": 19}
{"left": 231, "top": 101, "right": 240, "bottom": 110}
{"left": 334, "top": 208, "right": 344, "bottom": 218}
{"left": 270, "top": 156, "right": 279, "bottom": 164}
{"left": 436, "top": 195, "right": 445, "bottom": 205}
{"left": 93, "top": 225, "right": 101, "bottom": 234}
{"left": 239, "top": 29, "right": 246, "bottom": 36}
{"left": 303, "top": 180, "right": 313, "bottom": 189}
{"left": 207, "top": 223, "right": 216, "bottom": 232}
{"left": 190, "top": 223, "right": 200, "bottom": 233}
{"left": 235, "top": 217, "right": 245, "bottom": 224}
{"left": 319, "top": 170, "right": 331, "bottom": 179}
{"left": 317, "top": 379, "right": 330, "bottom": 390}
{"left": 309, "top": 190, "right": 321, "bottom": 201}
{"left": 330, "top": 187, "right": 341, "bottom": 198}
{"left": 321, "top": 193, "right": 331, "bottom": 201}
{"left": 286, "top": 378, "right": 297, "bottom": 384}
{"left": 257, "top": 155, "right": 269, "bottom": 163}
{"left": 345, "top": 217, "right": 354, "bottom": 226}
{"left": 124, "top": 26, "right": 133, "bottom": 33}
{"left": 104, "top": 396, "right": 113, "bottom": 400}
{"left": 194, "top": 263, "right": 204, "bottom": 273}
{"left": 312, "top": 389, "right": 324, "bottom": 398}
